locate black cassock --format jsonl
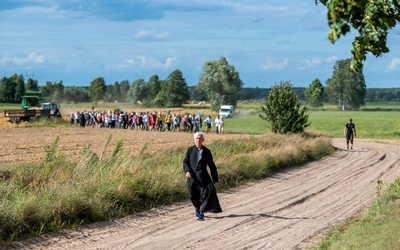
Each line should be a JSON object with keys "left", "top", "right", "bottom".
{"left": 183, "top": 145, "right": 222, "bottom": 213}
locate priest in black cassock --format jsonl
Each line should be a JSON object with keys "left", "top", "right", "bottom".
{"left": 183, "top": 132, "right": 222, "bottom": 220}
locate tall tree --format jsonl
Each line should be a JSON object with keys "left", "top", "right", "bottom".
{"left": 119, "top": 80, "right": 130, "bottom": 102}
{"left": 198, "top": 56, "right": 243, "bottom": 112}
{"left": 304, "top": 78, "right": 324, "bottom": 107}
{"left": 126, "top": 78, "right": 148, "bottom": 104}
{"left": 147, "top": 75, "right": 161, "bottom": 98}
{"left": 88, "top": 77, "right": 106, "bottom": 103}
{"left": 260, "top": 81, "right": 310, "bottom": 134}
{"left": 188, "top": 86, "right": 208, "bottom": 101}
{"left": 25, "top": 78, "right": 39, "bottom": 91}
{"left": 326, "top": 58, "right": 366, "bottom": 110}
{"left": 40, "top": 81, "right": 64, "bottom": 102}
{"left": 64, "top": 86, "right": 89, "bottom": 103}
{"left": 6, "top": 74, "right": 25, "bottom": 103}
{"left": 112, "top": 81, "right": 121, "bottom": 102}
{"left": 142, "top": 75, "right": 161, "bottom": 107}
{"left": 316, "top": 0, "right": 400, "bottom": 72}
{"left": 0, "top": 77, "right": 11, "bottom": 103}
{"left": 154, "top": 69, "right": 189, "bottom": 107}
{"left": 104, "top": 84, "right": 115, "bottom": 102}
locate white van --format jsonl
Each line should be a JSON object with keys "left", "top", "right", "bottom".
{"left": 219, "top": 105, "right": 234, "bottom": 118}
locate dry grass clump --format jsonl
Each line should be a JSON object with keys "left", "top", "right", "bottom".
{"left": 0, "top": 131, "right": 333, "bottom": 245}
{"left": 214, "top": 132, "right": 333, "bottom": 187}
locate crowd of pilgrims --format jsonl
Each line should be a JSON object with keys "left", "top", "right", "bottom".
{"left": 70, "top": 109, "right": 225, "bottom": 134}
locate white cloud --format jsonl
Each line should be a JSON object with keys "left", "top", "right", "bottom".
{"left": 261, "top": 58, "right": 288, "bottom": 70}
{"left": 299, "top": 57, "right": 323, "bottom": 69}
{"left": 388, "top": 58, "right": 400, "bottom": 71}
{"left": 326, "top": 56, "right": 338, "bottom": 63}
{"left": 115, "top": 59, "right": 135, "bottom": 69}
{"left": 135, "top": 30, "right": 171, "bottom": 40}
{"left": 116, "top": 56, "right": 177, "bottom": 70}
{"left": 164, "top": 57, "right": 177, "bottom": 68}
{"left": 1, "top": 53, "right": 46, "bottom": 66}
{"left": 297, "top": 56, "right": 338, "bottom": 70}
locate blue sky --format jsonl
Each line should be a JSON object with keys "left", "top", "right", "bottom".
{"left": 1, "top": 0, "right": 399, "bottom": 88}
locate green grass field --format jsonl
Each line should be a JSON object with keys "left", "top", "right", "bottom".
{"left": 307, "top": 110, "right": 400, "bottom": 139}
{"left": 225, "top": 103, "right": 400, "bottom": 139}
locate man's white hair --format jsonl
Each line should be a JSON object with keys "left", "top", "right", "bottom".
{"left": 193, "top": 132, "right": 204, "bottom": 139}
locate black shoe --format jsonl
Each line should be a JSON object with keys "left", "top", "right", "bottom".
{"left": 197, "top": 213, "right": 204, "bottom": 220}
{"left": 195, "top": 208, "right": 200, "bottom": 218}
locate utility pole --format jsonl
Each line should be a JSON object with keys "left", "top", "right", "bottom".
{"left": 135, "top": 73, "right": 144, "bottom": 79}
{"left": 25, "top": 72, "right": 36, "bottom": 80}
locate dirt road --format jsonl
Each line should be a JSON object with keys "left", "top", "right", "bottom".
{"left": 9, "top": 137, "right": 400, "bottom": 250}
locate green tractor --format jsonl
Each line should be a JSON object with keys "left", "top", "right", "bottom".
{"left": 4, "top": 91, "right": 62, "bottom": 123}
{"left": 21, "top": 91, "right": 42, "bottom": 109}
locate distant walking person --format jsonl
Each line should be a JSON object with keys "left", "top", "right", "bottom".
{"left": 165, "top": 111, "right": 172, "bottom": 132}
{"left": 70, "top": 112, "right": 75, "bottom": 126}
{"left": 344, "top": 118, "right": 356, "bottom": 150}
{"left": 183, "top": 132, "right": 222, "bottom": 220}
{"left": 203, "top": 115, "right": 212, "bottom": 134}
{"left": 214, "top": 115, "right": 223, "bottom": 134}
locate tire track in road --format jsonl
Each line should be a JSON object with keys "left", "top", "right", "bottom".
{"left": 11, "top": 139, "right": 400, "bottom": 250}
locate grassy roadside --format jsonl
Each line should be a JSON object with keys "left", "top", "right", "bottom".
{"left": 312, "top": 179, "right": 400, "bottom": 250}
{"left": 0, "top": 131, "right": 333, "bottom": 245}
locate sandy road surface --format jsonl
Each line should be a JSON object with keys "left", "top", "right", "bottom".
{"left": 9, "top": 138, "right": 400, "bottom": 250}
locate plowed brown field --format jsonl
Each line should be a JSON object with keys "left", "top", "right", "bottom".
{"left": 0, "top": 116, "right": 237, "bottom": 166}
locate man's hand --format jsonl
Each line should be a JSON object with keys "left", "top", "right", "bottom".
{"left": 185, "top": 172, "right": 191, "bottom": 179}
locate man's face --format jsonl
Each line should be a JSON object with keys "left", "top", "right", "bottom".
{"left": 194, "top": 134, "right": 204, "bottom": 148}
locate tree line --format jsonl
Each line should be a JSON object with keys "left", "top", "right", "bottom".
{"left": 0, "top": 57, "right": 398, "bottom": 111}
{"left": 0, "top": 57, "right": 243, "bottom": 112}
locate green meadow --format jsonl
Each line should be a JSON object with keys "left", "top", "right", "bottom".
{"left": 307, "top": 109, "right": 400, "bottom": 139}
{"left": 226, "top": 103, "right": 400, "bottom": 139}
